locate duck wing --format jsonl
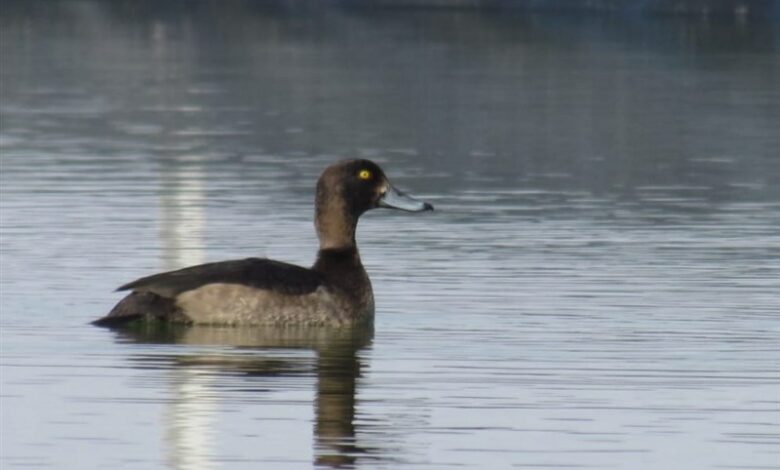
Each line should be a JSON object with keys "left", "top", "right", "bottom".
{"left": 118, "top": 257, "right": 323, "bottom": 298}
{"left": 92, "top": 258, "right": 323, "bottom": 327}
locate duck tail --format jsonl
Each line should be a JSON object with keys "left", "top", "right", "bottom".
{"left": 91, "top": 291, "right": 182, "bottom": 327}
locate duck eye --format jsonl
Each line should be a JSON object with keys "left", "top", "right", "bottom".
{"left": 358, "top": 169, "right": 372, "bottom": 180}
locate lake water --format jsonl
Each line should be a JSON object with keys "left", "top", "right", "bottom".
{"left": 1, "top": 3, "right": 779, "bottom": 469}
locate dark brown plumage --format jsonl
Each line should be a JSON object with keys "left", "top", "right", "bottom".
{"left": 92, "top": 159, "right": 432, "bottom": 327}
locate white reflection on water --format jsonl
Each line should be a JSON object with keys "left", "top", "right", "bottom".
{"left": 159, "top": 157, "right": 213, "bottom": 470}
{"left": 160, "top": 157, "right": 206, "bottom": 269}
{"left": 166, "top": 367, "right": 217, "bottom": 470}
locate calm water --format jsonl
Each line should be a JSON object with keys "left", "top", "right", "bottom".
{"left": 1, "top": 3, "right": 779, "bottom": 469}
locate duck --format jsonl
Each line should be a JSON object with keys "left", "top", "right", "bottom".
{"left": 92, "top": 159, "right": 433, "bottom": 327}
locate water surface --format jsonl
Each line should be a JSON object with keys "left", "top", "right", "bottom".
{"left": 1, "top": 3, "right": 779, "bottom": 469}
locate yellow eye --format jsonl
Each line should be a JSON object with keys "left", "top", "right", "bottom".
{"left": 358, "top": 169, "right": 372, "bottom": 180}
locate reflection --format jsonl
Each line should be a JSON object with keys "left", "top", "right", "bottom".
{"left": 166, "top": 365, "right": 217, "bottom": 470}
{"left": 159, "top": 156, "right": 206, "bottom": 270}
{"left": 158, "top": 153, "right": 209, "bottom": 468}
{"left": 112, "top": 324, "right": 374, "bottom": 468}
{"left": 315, "top": 336, "right": 362, "bottom": 468}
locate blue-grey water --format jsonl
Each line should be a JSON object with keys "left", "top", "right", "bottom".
{"left": 1, "top": 3, "right": 779, "bottom": 469}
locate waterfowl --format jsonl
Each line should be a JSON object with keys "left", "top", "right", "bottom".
{"left": 92, "top": 159, "right": 432, "bottom": 327}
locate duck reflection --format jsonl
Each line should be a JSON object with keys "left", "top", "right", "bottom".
{"left": 112, "top": 324, "right": 374, "bottom": 468}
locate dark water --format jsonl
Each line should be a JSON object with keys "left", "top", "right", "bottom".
{"left": 1, "top": 3, "right": 779, "bottom": 469}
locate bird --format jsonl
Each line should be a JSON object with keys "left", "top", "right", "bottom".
{"left": 92, "top": 159, "right": 433, "bottom": 327}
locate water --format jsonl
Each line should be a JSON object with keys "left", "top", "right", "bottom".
{"left": 1, "top": 3, "right": 779, "bottom": 469}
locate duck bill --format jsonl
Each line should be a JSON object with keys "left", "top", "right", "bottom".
{"left": 378, "top": 185, "right": 434, "bottom": 212}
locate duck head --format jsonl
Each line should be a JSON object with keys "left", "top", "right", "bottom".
{"left": 315, "top": 159, "right": 433, "bottom": 250}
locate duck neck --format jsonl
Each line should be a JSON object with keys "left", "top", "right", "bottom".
{"left": 313, "top": 246, "right": 362, "bottom": 270}
{"left": 315, "top": 200, "right": 359, "bottom": 251}
{"left": 312, "top": 246, "right": 369, "bottom": 292}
